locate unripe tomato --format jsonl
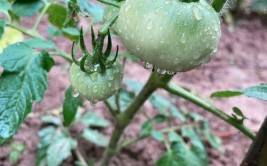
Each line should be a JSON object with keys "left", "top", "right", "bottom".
{"left": 69, "top": 62, "right": 123, "bottom": 103}
{"left": 116, "top": 0, "right": 221, "bottom": 73}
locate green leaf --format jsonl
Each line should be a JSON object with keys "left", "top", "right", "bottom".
{"left": 181, "top": 126, "right": 208, "bottom": 166}
{"left": 36, "top": 126, "right": 77, "bottom": 166}
{"left": 47, "top": 137, "right": 77, "bottom": 166}
{"left": 47, "top": 4, "right": 67, "bottom": 29}
{"left": 153, "top": 114, "right": 167, "bottom": 123}
{"left": 210, "top": 90, "right": 242, "bottom": 98}
{"left": 168, "top": 131, "right": 182, "bottom": 143}
{"left": 63, "top": 86, "right": 82, "bottom": 126}
{"left": 243, "top": 84, "right": 267, "bottom": 101}
{"left": 140, "top": 120, "right": 153, "bottom": 136}
{"left": 12, "top": 0, "right": 44, "bottom": 17}
{"left": 231, "top": 107, "right": 246, "bottom": 124}
{"left": 151, "top": 130, "right": 165, "bottom": 142}
{"left": 23, "top": 38, "right": 55, "bottom": 49}
{"left": 0, "top": 19, "right": 5, "bottom": 39}
{"left": 82, "top": 129, "right": 108, "bottom": 147}
{"left": 41, "top": 115, "right": 62, "bottom": 126}
{"left": 250, "top": 0, "right": 267, "bottom": 14}
{"left": 149, "top": 94, "right": 186, "bottom": 122}
{"left": 80, "top": 111, "right": 110, "bottom": 128}
{"left": 0, "top": 0, "right": 11, "bottom": 16}
{"left": 107, "top": 88, "right": 135, "bottom": 111}
{"left": 0, "top": 43, "right": 34, "bottom": 72}
{"left": 78, "top": 0, "right": 104, "bottom": 23}
{"left": 0, "top": 44, "right": 53, "bottom": 145}
{"left": 62, "top": 26, "right": 80, "bottom": 40}
{"left": 124, "top": 79, "right": 144, "bottom": 94}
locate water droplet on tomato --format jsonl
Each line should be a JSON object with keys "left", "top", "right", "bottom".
{"left": 72, "top": 89, "right": 79, "bottom": 97}
{"left": 192, "top": 5, "right": 203, "bottom": 20}
{"left": 167, "top": 71, "right": 176, "bottom": 75}
{"left": 157, "top": 68, "right": 166, "bottom": 74}
{"left": 146, "top": 19, "right": 153, "bottom": 30}
{"left": 165, "top": 1, "right": 170, "bottom": 4}
{"left": 181, "top": 33, "right": 187, "bottom": 44}
{"left": 143, "top": 62, "right": 153, "bottom": 69}
{"left": 125, "top": 5, "right": 131, "bottom": 12}
{"left": 108, "top": 82, "right": 112, "bottom": 87}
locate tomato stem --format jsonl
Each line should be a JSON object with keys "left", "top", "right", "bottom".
{"left": 161, "top": 82, "right": 255, "bottom": 140}
{"left": 100, "top": 72, "right": 173, "bottom": 166}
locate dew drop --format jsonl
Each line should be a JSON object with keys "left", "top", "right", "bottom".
{"left": 157, "top": 68, "right": 166, "bottom": 74}
{"left": 143, "top": 62, "right": 153, "bottom": 69}
{"left": 108, "top": 82, "right": 112, "bottom": 87}
{"left": 180, "top": 33, "right": 187, "bottom": 44}
{"left": 192, "top": 5, "right": 203, "bottom": 20}
{"left": 165, "top": 1, "right": 170, "bottom": 4}
{"left": 146, "top": 19, "right": 153, "bottom": 30}
{"left": 166, "top": 71, "right": 176, "bottom": 75}
{"left": 155, "top": 8, "right": 161, "bottom": 14}
{"left": 91, "top": 73, "right": 98, "bottom": 81}
{"left": 72, "top": 89, "right": 79, "bottom": 97}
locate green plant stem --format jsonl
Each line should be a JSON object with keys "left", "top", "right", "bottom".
{"left": 97, "top": 0, "right": 121, "bottom": 8}
{"left": 103, "top": 100, "right": 117, "bottom": 117}
{"left": 32, "top": 1, "right": 51, "bottom": 31}
{"left": 211, "top": 0, "right": 227, "bottom": 13}
{"left": 74, "top": 149, "right": 88, "bottom": 166}
{"left": 161, "top": 82, "right": 255, "bottom": 140}
{"left": 6, "top": 23, "right": 42, "bottom": 39}
{"left": 100, "top": 72, "right": 173, "bottom": 166}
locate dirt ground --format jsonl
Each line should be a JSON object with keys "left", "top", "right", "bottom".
{"left": 0, "top": 10, "right": 267, "bottom": 166}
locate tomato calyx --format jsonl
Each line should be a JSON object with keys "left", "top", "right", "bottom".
{"left": 71, "top": 19, "right": 119, "bottom": 74}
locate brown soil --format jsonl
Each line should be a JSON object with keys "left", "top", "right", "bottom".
{"left": 0, "top": 12, "right": 267, "bottom": 166}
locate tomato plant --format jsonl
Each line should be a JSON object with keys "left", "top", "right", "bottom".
{"left": 0, "top": 0, "right": 266, "bottom": 166}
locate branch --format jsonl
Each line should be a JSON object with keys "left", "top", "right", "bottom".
{"left": 161, "top": 82, "right": 255, "bottom": 140}
{"left": 100, "top": 72, "right": 173, "bottom": 166}
{"left": 241, "top": 116, "right": 267, "bottom": 166}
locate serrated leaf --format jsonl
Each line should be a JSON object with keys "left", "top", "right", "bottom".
{"left": 80, "top": 111, "right": 110, "bottom": 128}
{"left": 151, "top": 130, "right": 165, "bottom": 142}
{"left": 140, "top": 120, "right": 153, "bottom": 136}
{"left": 36, "top": 126, "right": 76, "bottom": 166}
{"left": 63, "top": 86, "right": 82, "bottom": 126}
{"left": 243, "top": 84, "right": 267, "bottom": 101}
{"left": 210, "top": 90, "right": 242, "bottom": 98}
{"left": 23, "top": 38, "right": 55, "bottom": 49}
{"left": 46, "top": 137, "right": 77, "bottom": 166}
{"left": 156, "top": 141, "right": 194, "bottom": 166}
{"left": 82, "top": 129, "right": 108, "bottom": 147}
{"left": 12, "top": 0, "right": 44, "bottom": 17}
{"left": 47, "top": 3, "right": 67, "bottom": 29}
{"left": 0, "top": 19, "right": 5, "bottom": 39}
{"left": 78, "top": 0, "right": 104, "bottom": 23}
{"left": 0, "top": 45, "right": 53, "bottom": 145}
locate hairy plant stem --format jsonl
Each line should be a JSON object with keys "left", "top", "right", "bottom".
{"left": 162, "top": 82, "right": 255, "bottom": 140}
{"left": 32, "top": 0, "right": 52, "bottom": 31}
{"left": 74, "top": 149, "right": 88, "bottom": 166}
{"left": 100, "top": 71, "right": 173, "bottom": 166}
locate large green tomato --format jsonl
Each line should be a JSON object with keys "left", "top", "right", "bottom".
{"left": 116, "top": 0, "right": 221, "bottom": 73}
{"left": 69, "top": 62, "right": 123, "bottom": 104}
